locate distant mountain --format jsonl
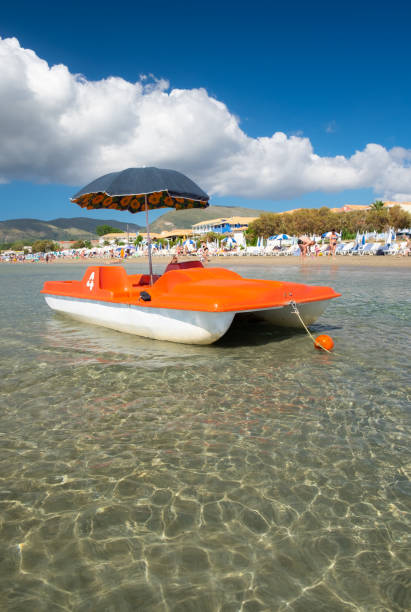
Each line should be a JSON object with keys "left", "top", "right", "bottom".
{"left": 0, "top": 206, "right": 267, "bottom": 244}
{"left": 0, "top": 217, "right": 143, "bottom": 243}
{"left": 149, "top": 205, "right": 266, "bottom": 233}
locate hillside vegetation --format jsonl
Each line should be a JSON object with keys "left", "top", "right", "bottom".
{"left": 0, "top": 206, "right": 265, "bottom": 243}
{"left": 0, "top": 217, "right": 142, "bottom": 243}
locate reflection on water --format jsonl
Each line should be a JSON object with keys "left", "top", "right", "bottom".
{"left": 0, "top": 263, "right": 410, "bottom": 611}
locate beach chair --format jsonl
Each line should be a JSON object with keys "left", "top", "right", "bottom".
{"left": 245, "top": 246, "right": 258, "bottom": 256}
{"left": 370, "top": 243, "right": 381, "bottom": 255}
{"left": 359, "top": 243, "right": 374, "bottom": 255}
{"left": 281, "top": 245, "right": 299, "bottom": 256}
{"left": 350, "top": 243, "right": 362, "bottom": 255}
{"left": 340, "top": 242, "right": 355, "bottom": 255}
{"left": 374, "top": 244, "right": 390, "bottom": 256}
{"left": 387, "top": 243, "right": 400, "bottom": 255}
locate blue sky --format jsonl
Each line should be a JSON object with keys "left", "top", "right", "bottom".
{"left": 1, "top": 0, "right": 411, "bottom": 223}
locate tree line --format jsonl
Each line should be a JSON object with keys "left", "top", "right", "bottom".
{"left": 246, "top": 204, "right": 411, "bottom": 241}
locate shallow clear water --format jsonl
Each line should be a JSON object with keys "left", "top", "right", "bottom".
{"left": 0, "top": 262, "right": 410, "bottom": 611}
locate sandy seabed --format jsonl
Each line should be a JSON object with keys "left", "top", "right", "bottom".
{"left": 6, "top": 254, "right": 411, "bottom": 268}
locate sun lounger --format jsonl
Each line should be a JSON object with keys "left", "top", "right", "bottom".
{"left": 358, "top": 243, "right": 374, "bottom": 255}
{"left": 280, "top": 245, "right": 299, "bottom": 256}
{"left": 340, "top": 242, "right": 355, "bottom": 255}
{"left": 387, "top": 243, "right": 400, "bottom": 255}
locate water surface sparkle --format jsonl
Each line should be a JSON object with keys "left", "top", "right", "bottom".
{"left": 1, "top": 263, "right": 410, "bottom": 611}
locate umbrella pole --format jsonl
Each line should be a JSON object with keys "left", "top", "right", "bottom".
{"left": 145, "top": 194, "right": 153, "bottom": 285}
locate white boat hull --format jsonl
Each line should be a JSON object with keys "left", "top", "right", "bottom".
{"left": 44, "top": 296, "right": 235, "bottom": 345}
{"left": 255, "top": 299, "right": 329, "bottom": 327}
{"left": 44, "top": 294, "right": 331, "bottom": 344}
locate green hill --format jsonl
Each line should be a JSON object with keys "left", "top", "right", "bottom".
{"left": 0, "top": 217, "right": 143, "bottom": 243}
{"left": 149, "top": 205, "right": 266, "bottom": 233}
{"left": 0, "top": 206, "right": 267, "bottom": 244}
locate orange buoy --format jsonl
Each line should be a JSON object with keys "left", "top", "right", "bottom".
{"left": 314, "top": 334, "right": 334, "bottom": 351}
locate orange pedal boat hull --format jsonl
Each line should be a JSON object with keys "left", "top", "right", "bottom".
{"left": 41, "top": 264, "right": 341, "bottom": 344}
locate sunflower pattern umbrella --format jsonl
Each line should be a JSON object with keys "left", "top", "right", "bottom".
{"left": 71, "top": 167, "right": 209, "bottom": 213}
{"left": 71, "top": 167, "right": 209, "bottom": 282}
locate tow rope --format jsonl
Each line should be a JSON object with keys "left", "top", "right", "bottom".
{"left": 290, "top": 300, "right": 334, "bottom": 353}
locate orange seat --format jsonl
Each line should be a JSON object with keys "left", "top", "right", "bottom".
{"left": 98, "top": 266, "right": 130, "bottom": 291}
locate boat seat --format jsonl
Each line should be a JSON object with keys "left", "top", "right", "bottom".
{"left": 131, "top": 274, "right": 161, "bottom": 286}
{"left": 98, "top": 266, "right": 130, "bottom": 291}
{"left": 164, "top": 260, "right": 204, "bottom": 273}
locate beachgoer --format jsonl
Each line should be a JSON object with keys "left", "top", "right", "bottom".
{"left": 329, "top": 229, "right": 338, "bottom": 256}
{"left": 402, "top": 238, "right": 411, "bottom": 256}
{"left": 298, "top": 235, "right": 315, "bottom": 258}
{"left": 170, "top": 254, "right": 178, "bottom": 264}
{"left": 199, "top": 242, "right": 210, "bottom": 263}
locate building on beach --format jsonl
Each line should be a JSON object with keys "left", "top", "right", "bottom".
{"left": 191, "top": 216, "right": 258, "bottom": 235}
{"left": 99, "top": 229, "right": 194, "bottom": 245}
{"left": 382, "top": 201, "right": 411, "bottom": 213}
{"left": 329, "top": 201, "right": 411, "bottom": 214}
{"left": 330, "top": 204, "right": 371, "bottom": 213}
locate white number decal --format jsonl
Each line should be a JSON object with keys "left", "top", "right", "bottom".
{"left": 86, "top": 272, "right": 95, "bottom": 291}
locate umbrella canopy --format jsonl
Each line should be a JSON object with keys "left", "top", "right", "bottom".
{"left": 71, "top": 167, "right": 209, "bottom": 213}
{"left": 222, "top": 236, "right": 236, "bottom": 247}
{"left": 71, "top": 167, "right": 209, "bottom": 283}
{"left": 269, "top": 233, "right": 290, "bottom": 241}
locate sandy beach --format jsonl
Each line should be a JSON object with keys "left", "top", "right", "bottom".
{"left": 5, "top": 254, "right": 411, "bottom": 268}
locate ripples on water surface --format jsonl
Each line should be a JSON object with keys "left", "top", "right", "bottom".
{"left": 0, "top": 262, "right": 410, "bottom": 611}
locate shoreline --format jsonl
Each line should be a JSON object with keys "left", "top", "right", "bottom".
{"left": 2, "top": 255, "right": 411, "bottom": 268}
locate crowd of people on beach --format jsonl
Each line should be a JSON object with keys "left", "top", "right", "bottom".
{"left": 1, "top": 232, "right": 410, "bottom": 263}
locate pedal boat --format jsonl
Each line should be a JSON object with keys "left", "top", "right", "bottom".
{"left": 41, "top": 261, "right": 341, "bottom": 345}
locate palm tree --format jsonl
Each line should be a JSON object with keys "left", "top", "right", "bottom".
{"left": 370, "top": 200, "right": 385, "bottom": 211}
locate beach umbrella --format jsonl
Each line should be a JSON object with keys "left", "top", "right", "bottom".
{"left": 183, "top": 239, "right": 195, "bottom": 249}
{"left": 272, "top": 233, "right": 290, "bottom": 241}
{"left": 221, "top": 236, "right": 237, "bottom": 249}
{"left": 269, "top": 233, "right": 290, "bottom": 247}
{"left": 71, "top": 167, "right": 209, "bottom": 283}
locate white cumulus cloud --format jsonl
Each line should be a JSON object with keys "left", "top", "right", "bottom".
{"left": 1, "top": 35, "right": 411, "bottom": 201}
